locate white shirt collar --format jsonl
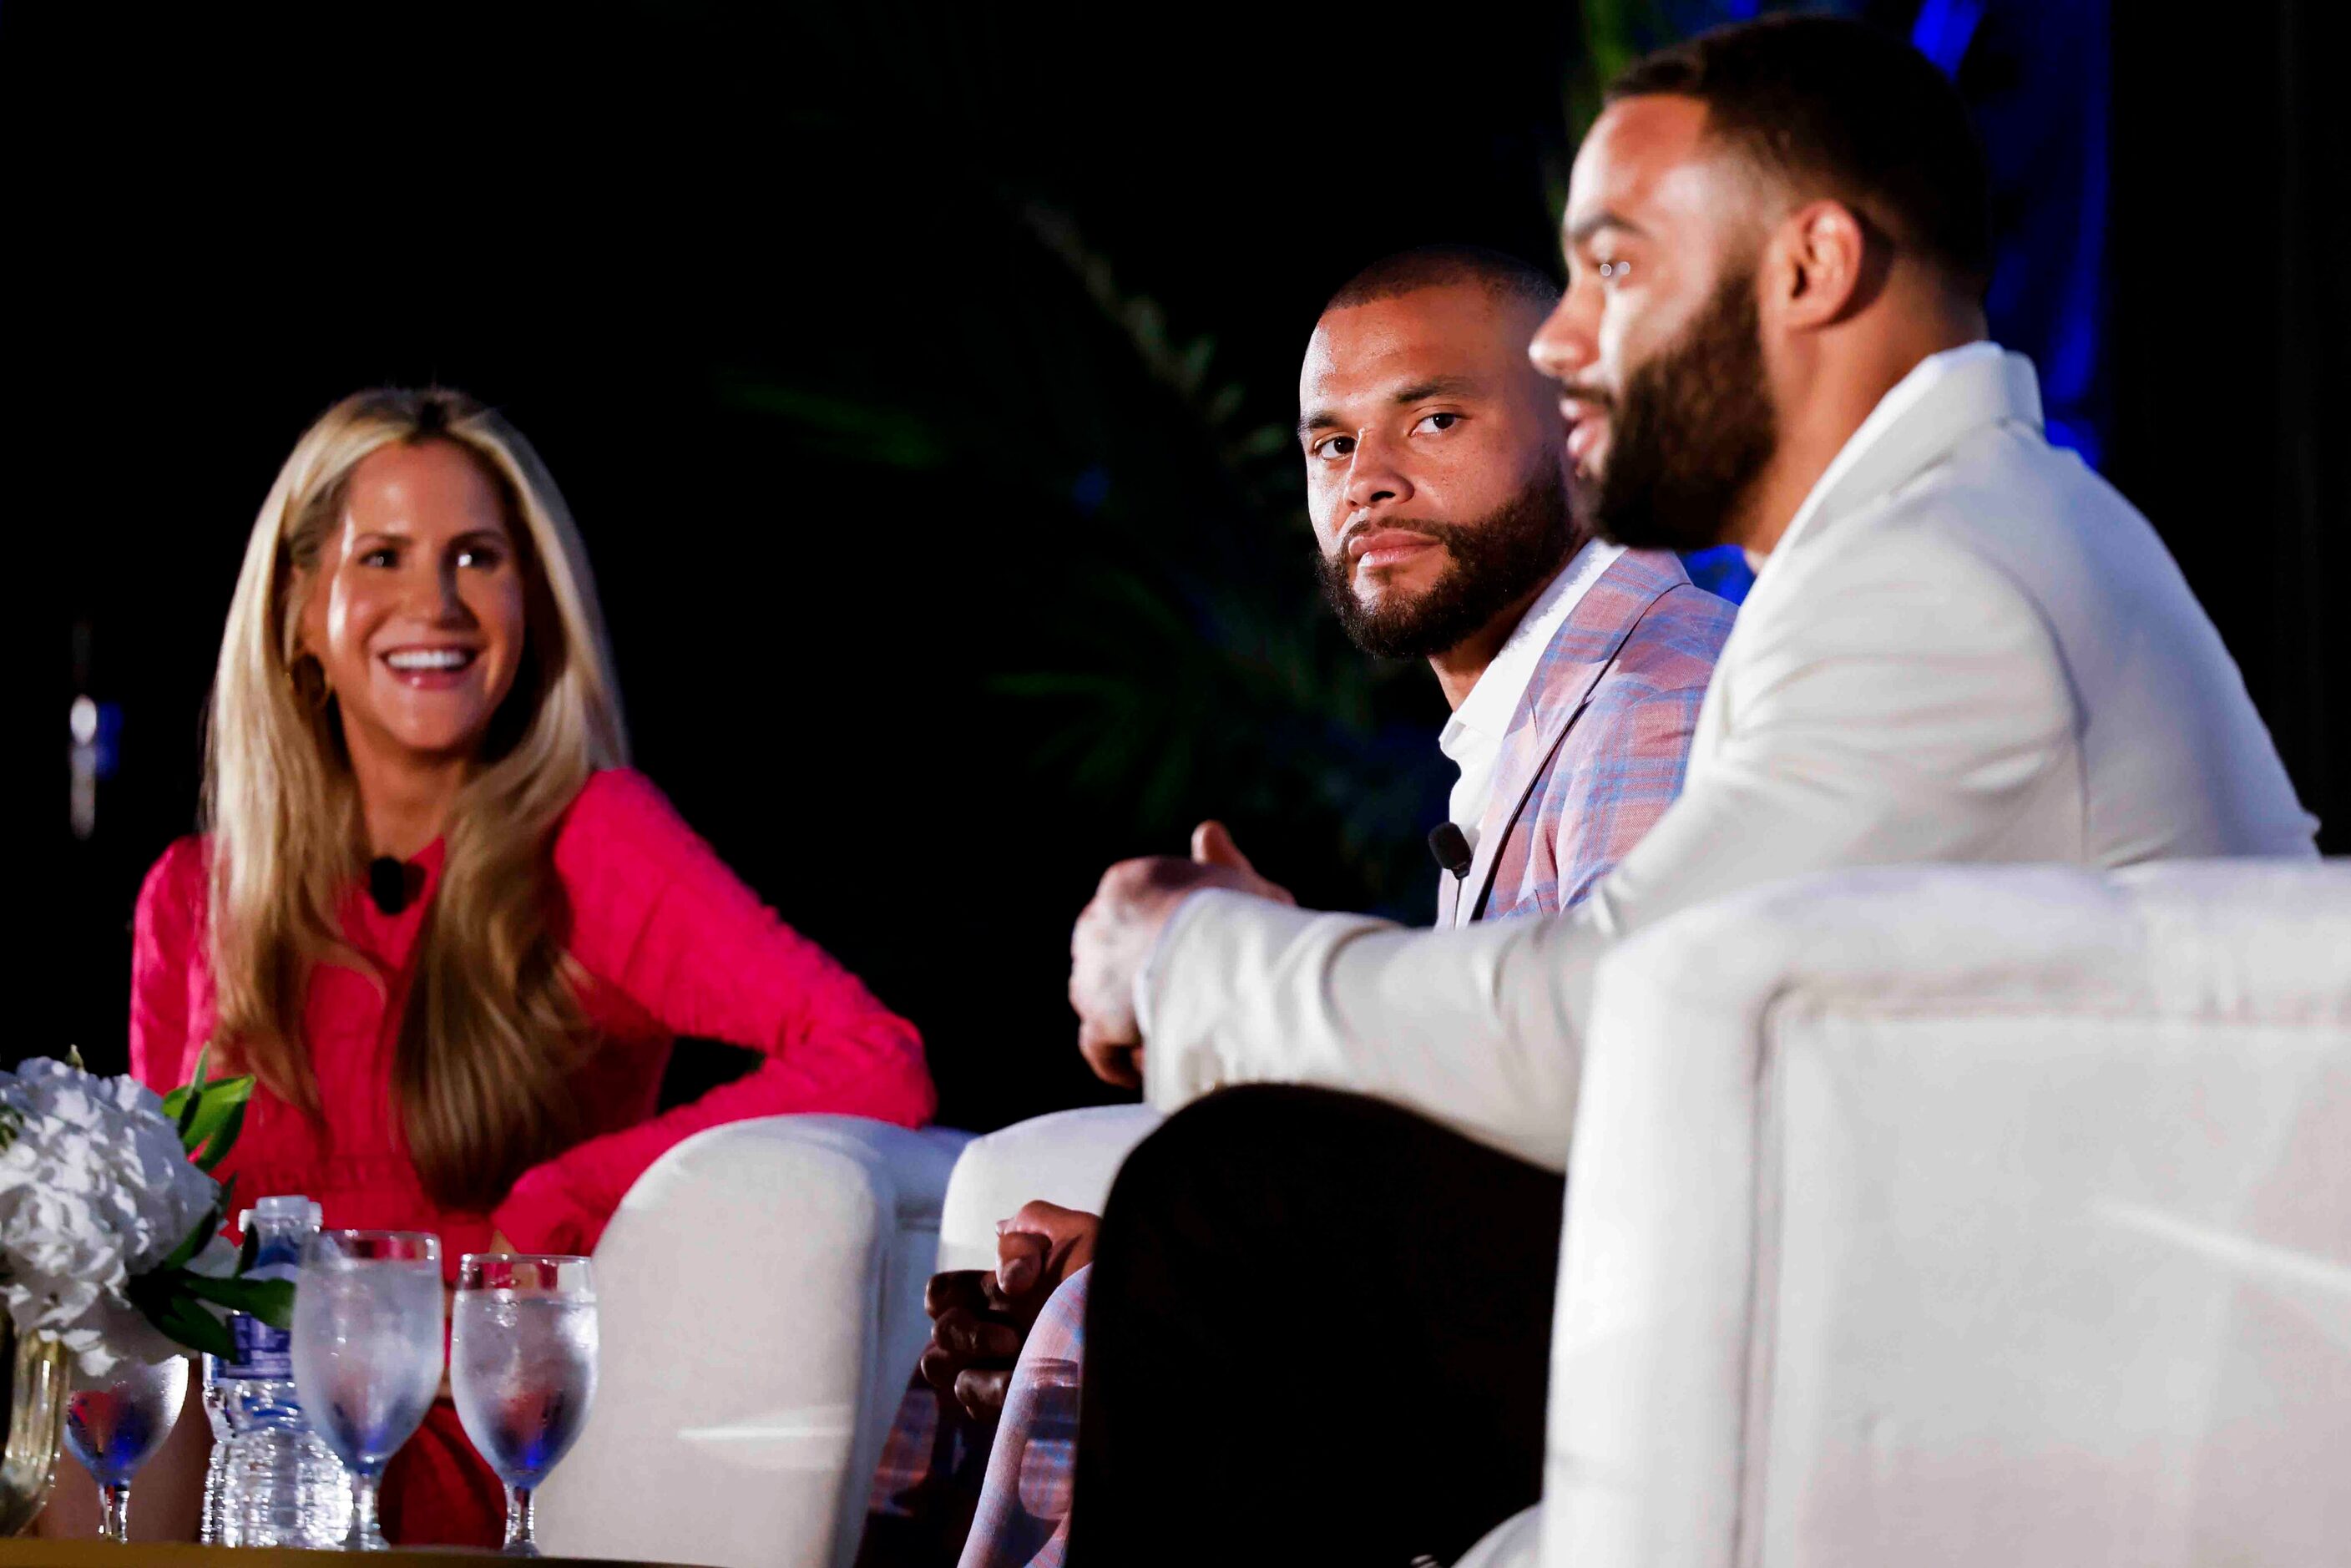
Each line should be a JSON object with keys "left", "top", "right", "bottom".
{"left": 1747, "top": 340, "right": 2007, "bottom": 577}
{"left": 1438, "top": 537, "right": 1625, "bottom": 847}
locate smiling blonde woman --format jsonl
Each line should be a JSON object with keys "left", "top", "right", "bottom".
{"left": 129, "top": 387, "right": 935, "bottom": 1546}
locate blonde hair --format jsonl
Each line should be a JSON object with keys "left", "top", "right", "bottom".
{"left": 206, "top": 387, "right": 629, "bottom": 1212}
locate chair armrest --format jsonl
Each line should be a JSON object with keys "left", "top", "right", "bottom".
{"left": 537, "top": 1115, "right": 971, "bottom": 1568}
{"left": 1456, "top": 1506, "right": 1543, "bottom": 1568}
{"left": 936, "top": 1105, "right": 1164, "bottom": 1272}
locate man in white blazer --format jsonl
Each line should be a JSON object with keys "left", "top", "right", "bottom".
{"left": 1057, "top": 16, "right": 2318, "bottom": 1567}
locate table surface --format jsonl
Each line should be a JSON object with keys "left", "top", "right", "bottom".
{"left": 0, "top": 1544, "right": 695, "bottom": 1566}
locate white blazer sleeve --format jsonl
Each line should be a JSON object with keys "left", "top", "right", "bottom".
{"left": 1141, "top": 528, "right": 2080, "bottom": 1173}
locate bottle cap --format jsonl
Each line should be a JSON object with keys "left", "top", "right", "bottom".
{"left": 248, "top": 1194, "right": 324, "bottom": 1230}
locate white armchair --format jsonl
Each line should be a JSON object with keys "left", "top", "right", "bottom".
{"left": 1470, "top": 858, "right": 2351, "bottom": 1568}
{"left": 536, "top": 1115, "right": 970, "bottom": 1568}
{"left": 530, "top": 1103, "right": 1156, "bottom": 1568}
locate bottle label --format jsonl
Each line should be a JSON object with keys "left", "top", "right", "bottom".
{"left": 215, "top": 1313, "right": 293, "bottom": 1380}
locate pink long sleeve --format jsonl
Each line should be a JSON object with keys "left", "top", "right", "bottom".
{"left": 129, "top": 837, "right": 210, "bottom": 1094}
{"left": 491, "top": 770, "right": 935, "bottom": 1254}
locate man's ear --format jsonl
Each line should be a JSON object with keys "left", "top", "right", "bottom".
{"left": 1767, "top": 198, "right": 1877, "bottom": 332}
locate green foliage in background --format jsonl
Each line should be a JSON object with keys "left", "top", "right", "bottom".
{"left": 704, "top": 6, "right": 1795, "bottom": 916}
{"left": 720, "top": 195, "right": 1454, "bottom": 915}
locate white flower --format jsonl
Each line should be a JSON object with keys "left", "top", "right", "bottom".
{"left": 0, "top": 1059, "right": 225, "bottom": 1376}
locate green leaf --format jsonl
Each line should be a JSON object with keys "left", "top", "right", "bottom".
{"left": 1175, "top": 334, "right": 1216, "bottom": 394}
{"left": 64, "top": 1045, "right": 86, "bottom": 1072}
{"left": 127, "top": 1267, "right": 237, "bottom": 1359}
{"left": 159, "top": 1204, "right": 224, "bottom": 1272}
{"left": 172, "top": 1049, "right": 215, "bottom": 1139}
{"left": 181, "top": 1275, "right": 295, "bottom": 1330}
{"left": 193, "top": 1099, "right": 246, "bottom": 1173}
{"left": 139, "top": 1291, "right": 235, "bottom": 1361}
{"left": 177, "top": 1073, "right": 253, "bottom": 1161}
{"left": 181, "top": 1100, "right": 233, "bottom": 1160}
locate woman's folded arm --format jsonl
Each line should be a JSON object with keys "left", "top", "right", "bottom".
{"left": 494, "top": 770, "right": 934, "bottom": 1254}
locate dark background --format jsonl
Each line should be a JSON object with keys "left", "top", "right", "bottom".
{"left": 9, "top": 2, "right": 2344, "bottom": 1132}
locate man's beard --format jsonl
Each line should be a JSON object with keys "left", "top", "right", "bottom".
{"left": 1575, "top": 268, "right": 1777, "bottom": 553}
{"left": 1315, "top": 461, "right": 1575, "bottom": 660}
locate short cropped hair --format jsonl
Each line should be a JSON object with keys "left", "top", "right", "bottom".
{"left": 1323, "top": 245, "right": 1561, "bottom": 316}
{"left": 1607, "top": 14, "right": 1993, "bottom": 293}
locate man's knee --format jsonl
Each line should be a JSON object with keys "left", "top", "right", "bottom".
{"left": 1166, "top": 1080, "right": 1381, "bottom": 1141}
{"left": 1110, "top": 1084, "right": 1386, "bottom": 1193}
{"left": 1098, "top": 1085, "right": 1436, "bottom": 1253}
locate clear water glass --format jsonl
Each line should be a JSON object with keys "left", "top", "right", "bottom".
{"left": 451, "top": 1254, "right": 597, "bottom": 1558}
{"left": 63, "top": 1354, "right": 190, "bottom": 1542}
{"left": 291, "top": 1230, "right": 443, "bottom": 1550}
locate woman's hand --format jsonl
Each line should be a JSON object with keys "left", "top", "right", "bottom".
{"left": 918, "top": 1201, "right": 1101, "bottom": 1422}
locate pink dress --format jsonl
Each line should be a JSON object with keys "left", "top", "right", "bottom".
{"left": 129, "top": 767, "right": 936, "bottom": 1545}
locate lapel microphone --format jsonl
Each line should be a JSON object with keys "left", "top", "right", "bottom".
{"left": 1428, "top": 822, "right": 1474, "bottom": 881}
{"left": 367, "top": 857, "right": 419, "bottom": 916}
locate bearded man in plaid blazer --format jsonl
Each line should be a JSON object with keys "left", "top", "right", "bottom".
{"left": 860, "top": 245, "right": 1732, "bottom": 1568}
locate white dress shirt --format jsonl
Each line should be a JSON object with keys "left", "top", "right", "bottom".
{"left": 1439, "top": 539, "right": 1627, "bottom": 855}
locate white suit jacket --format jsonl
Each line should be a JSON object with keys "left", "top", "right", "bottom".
{"left": 1139, "top": 347, "right": 2319, "bottom": 1171}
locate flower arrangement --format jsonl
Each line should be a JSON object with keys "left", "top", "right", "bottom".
{"left": 0, "top": 1049, "right": 293, "bottom": 1376}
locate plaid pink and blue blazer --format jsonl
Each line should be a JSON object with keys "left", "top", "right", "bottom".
{"left": 865, "top": 549, "right": 1734, "bottom": 1568}
{"left": 1438, "top": 547, "right": 1736, "bottom": 928}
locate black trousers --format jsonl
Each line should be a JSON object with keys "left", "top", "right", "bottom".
{"left": 1065, "top": 1085, "right": 1567, "bottom": 1567}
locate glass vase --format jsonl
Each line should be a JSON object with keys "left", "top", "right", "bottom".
{"left": 0, "top": 1321, "right": 69, "bottom": 1537}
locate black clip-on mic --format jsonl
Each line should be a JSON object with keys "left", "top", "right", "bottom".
{"left": 1427, "top": 822, "right": 1474, "bottom": 881}
{"left": 367, "top": 857, "right": 420, "bottom": 916}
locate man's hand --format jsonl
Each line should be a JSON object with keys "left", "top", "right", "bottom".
{"left": 991, "top": 1199, "right": 1101, "bottom": 1300}
{"left": 1187, "top": 821, "right": 1293, "bottom": 906}
{"left": 1068, "top": 821, "right": 1294, "bottom": 1089}
{"left": 918, "top": 1201, "right": 1103, "bottom": 1422}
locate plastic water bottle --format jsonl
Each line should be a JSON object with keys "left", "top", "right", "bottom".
{"left": 197, "top": 1356, "right": 230, "bottom": 1542}
{"left": 207, "top": 1195, "right": 351, "bottom": 1546}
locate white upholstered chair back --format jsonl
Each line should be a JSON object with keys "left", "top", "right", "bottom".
{"left": 1536, "top": 859, "right": 2351, "bottom": 1568}
{"left": 537, "top": 1115, "right": 969, "bottom": 1568}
